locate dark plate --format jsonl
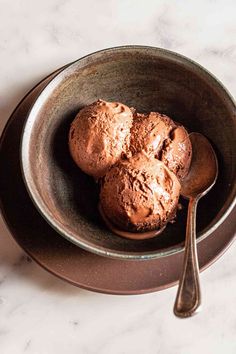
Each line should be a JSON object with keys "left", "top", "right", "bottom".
{"left": 0, "top": 69, "right": 235, "bottom": 294}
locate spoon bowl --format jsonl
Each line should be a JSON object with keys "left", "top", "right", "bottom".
{"left": 181, "top": 133, "right": 218, "bottom": 199}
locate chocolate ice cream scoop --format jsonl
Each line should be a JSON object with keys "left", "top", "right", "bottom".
{"left": 130, "top": 111, "right": 176, "bottom": 157}
{"left": 130, "top": 111, "right": 192, "bottom": 180}
{"left": 100, "top": 152, "right": 181, "bottom": 233}
{"left": 161, "top": 126, "right": 192, "bottom": 180}
{"left": 69, "top": 100, "right": 133, "bottom": 179}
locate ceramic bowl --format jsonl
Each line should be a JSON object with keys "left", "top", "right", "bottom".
{"left": 21, "top": 46, "right": 236, "bottom": 260}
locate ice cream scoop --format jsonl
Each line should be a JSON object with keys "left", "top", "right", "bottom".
{"left": 161, "top": 125, "right": 192, "bottom": 180}
{"left": 69, "top": 100, "right": 133, "bottom": 179}
{"left": 130, "top": 111, "right": 192, "bottom": 180}
{"left": 100, "top": 152, "right": 181, "bottom": 235}
{"left": 130, "top": 111, "right": 176, "bottom": 157}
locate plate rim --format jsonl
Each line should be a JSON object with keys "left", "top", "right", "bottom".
{"left": 0, "top": 70, "right": 235, "bottom": 294}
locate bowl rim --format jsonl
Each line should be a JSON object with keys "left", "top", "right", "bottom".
{"left": 20, "top": 45, "right": 236, "bottom": 260}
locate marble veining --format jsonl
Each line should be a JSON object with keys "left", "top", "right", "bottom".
{"left": 0, "top": 0, "right": 235, "bottom": 353}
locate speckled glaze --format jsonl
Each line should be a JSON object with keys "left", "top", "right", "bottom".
{"left": 21, "top": 46, "right": 236, "bottom": 260}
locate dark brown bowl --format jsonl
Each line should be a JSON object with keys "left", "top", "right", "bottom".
{"left": 21, "top": 46, "right": 236, "bottom": 260}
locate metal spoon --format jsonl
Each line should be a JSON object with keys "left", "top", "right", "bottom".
{"left": 174, "top": 132, "right": 218, "bottom": 318}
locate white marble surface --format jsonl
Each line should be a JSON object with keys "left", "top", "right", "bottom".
{"left": 0, "top": 0, "right": 236, "bottom": 353}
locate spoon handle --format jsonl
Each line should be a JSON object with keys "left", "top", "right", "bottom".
{"left": 174, "top": 197, "right": 201, "bottom": 318}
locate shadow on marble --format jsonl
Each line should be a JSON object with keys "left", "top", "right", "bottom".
{"left": 16, "top": 256, "right": 93, "bottom": 297}
{"left": 0, "top": 72, "right": 52, "bottom": 134}
{"left": 0, "top": 216, "right": 93, "bottom": 298}
{"left": 0, "top": 77, "right": 100, "bottom": 298}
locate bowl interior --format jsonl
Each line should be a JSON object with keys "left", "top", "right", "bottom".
{"left": 21, "top": 47, "right": 236, "bottom": 259}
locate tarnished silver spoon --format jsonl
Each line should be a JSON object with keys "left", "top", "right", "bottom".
{"left": 174, "top": 132, "right": 218, "bottom": 318}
